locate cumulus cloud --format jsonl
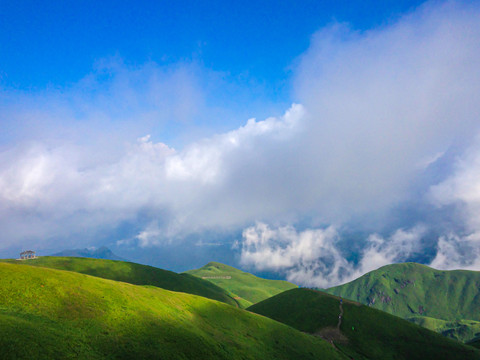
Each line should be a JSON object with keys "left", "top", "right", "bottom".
{"left": 0, "top": 98, "right": 304, "bottom": 250}
{"left": 234, "top": 1, "right": 480, "bottom": 284}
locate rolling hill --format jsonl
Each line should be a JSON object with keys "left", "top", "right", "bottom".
{"left": 0, "top": 262, "right": 346, "bottom": 360}
{"left": 248, "top": 288, "right": 480, "bottom": 360}
{"left": 325, "top": 262, "right": 480, "bottom": 342}
{"left": 185, "top": 261, "right": 297, "bottom": 308}
{"left": 0, "top": 257, "right": 238, "bottom": 307}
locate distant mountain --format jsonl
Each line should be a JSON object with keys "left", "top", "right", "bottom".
{"left": 185, "top": 261, "right": 297, "bottom": 308}
{"left": 248, "top": 288, "right": 480, "bottom": 360}
{"left": 51, "top": 246, "right": 125, "bottom": 261}
{"left": 325, "top": 262, "right": 480, "bottom": 342}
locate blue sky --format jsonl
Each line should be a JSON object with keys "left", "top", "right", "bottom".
{"left": 2, "top": 1, "right": 424, "bottom": 90}
{"left": 0, "top": 1, "right": 427, "bottom": 148}
{"left": 0, "top": 0, "right": 431, "bottom": 158}
{"left": 1, "top": 1, "right": 480, "bottom": 285}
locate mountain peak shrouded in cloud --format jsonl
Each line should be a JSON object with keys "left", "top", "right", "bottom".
{"left": 1, "top": 1, "right": 480, "bottom": 286}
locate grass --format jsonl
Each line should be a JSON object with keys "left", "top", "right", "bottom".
{"left": 248, "top": 288, "right": 480, "bottom": 360}
{"left": 325, "top": 262, "right": 480, "bottom": 342}
{"left": 185, "top": 261, "right": 297, "bottom": 308}
{"left": 0, "top": 256, "right": 237, "bottom": 306}
{"left": 0, "top": 262, "right": 348, "bottom": 360}
{"left": 468, "top": 337, "right": 480, "bottom": 349}
{"left": 407, "top": 316, "right": 480, "bottom": 342}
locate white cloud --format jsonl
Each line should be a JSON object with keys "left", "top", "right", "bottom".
{"left": 237, "top": 222, "right": 426, "bottom": 287}
{"left": 428, "top": 232, "right": 480, "bottom": 271}
{"left": 135, "top": 222, "right": 164, "bottom": 248}
{"left": 1, "top": 0, "right": 480, "bottom": 283}
{"left": 358, "top": 226, "right": 426, "bottom": 275}
{"left": 0, "top": 100, "right": 304, "bottom": 250}
{"left": 290, "top": 0, "right": 480, "bottom": 223}
{"left": 429, "top": 137, "right": 480, "bottom": 231}
{"left": 427, "top": 137, "right": 480, "bottom": 271}
{"left": 239, "top": 222, "right": 340, "bottom": 271}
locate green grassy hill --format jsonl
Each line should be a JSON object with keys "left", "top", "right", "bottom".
{"left": 0, "top": 257, "right": 237, "bottom": 307}
{"left": 0, "top": 262, "right": 348, "bottom": 360}
{"left": 325, "top": 262, "right": 480, "bottom": 342}
{"left": 468, "top": 337, "right": 480, "bottom": 349}
{"left": 407, "top": 316, "right": 480, "bottom": 342}
{"left": 248, "top": 288, "right": 480, "bottom": 360}
{"left": 185, "top": 261, "right": 297, "bottom": 308}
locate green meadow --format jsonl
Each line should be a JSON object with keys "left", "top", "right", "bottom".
{"left": 185, "top": 261, "right": 297, "bottom": 308}
{"left": 2, "top": 257, "right": 480, "bottom": 359}
{"left": 0, "top": 262, "right": 346, "bottom": 360}
{"left": 408, "top": 316, "right": 480, "bottom": 342}
{"left": 0, "top": 257, "right": 237, "bottom": 306}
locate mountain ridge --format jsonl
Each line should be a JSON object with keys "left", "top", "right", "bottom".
{"left": 325, "top": 262, "right": 480, "bottom": 342}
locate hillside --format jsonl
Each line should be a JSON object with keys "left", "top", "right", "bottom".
{"left": 51, "top": 246, "right": 125, "bottom": 261}
{"left": 185, "top": 261, "right": 297, "bottom": 308}
{"left": 0, "top": 257, "right": 238, "bottom": 307}
{"left": 408, "top": 316, "right": 480, "bottom": 342}
{"left": 248, "top": 288, "right": 480, "bottom": 360}
{"left": 325, "top": 262, "right": 480, "bottom": 342}
{"left": 468, "top": 337, "right": 480, "bottom": 349}
{"left": 0, "top": 262, "right": 347, "bottom": 360}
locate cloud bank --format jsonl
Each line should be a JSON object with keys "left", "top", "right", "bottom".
{"left": 236, "top": 1, "right": 480, "bottom": 285}
{"left": 1, "top": 1, "right": 480, "bottom": 285}
{"left": 238, "top": 222, "right": 426, "bottom": 287}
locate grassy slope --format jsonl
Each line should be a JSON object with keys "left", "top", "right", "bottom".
{"left": 185, "top": 262, "right": 297, "bottom": 308}
{"left": 468, "top": 338, "right": 480, "bottom": 349}
{"left": 326, "top": 262, "right": 480, "bottom": 342}
{"left": 0, "top": 262, "right": 347, "bottom": 360}
{"left": 0, "top": 257, "right": 237, "bottom": 307}
{"left": 408, "top": 316, "right": 480, "bottom": 342}
{"left": 248, "top": 288, "right": 480, "bottom": 360}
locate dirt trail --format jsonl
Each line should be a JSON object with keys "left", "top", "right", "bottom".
{"left": 337, "top": 300, "right": 344, "bottom": 329}
{"left": 315, "top": 298, "right": 348, "bottom": 349}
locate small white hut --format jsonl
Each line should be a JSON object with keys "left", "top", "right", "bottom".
{"left": 19, "top": 250, "right": 36, "bottom": 260}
